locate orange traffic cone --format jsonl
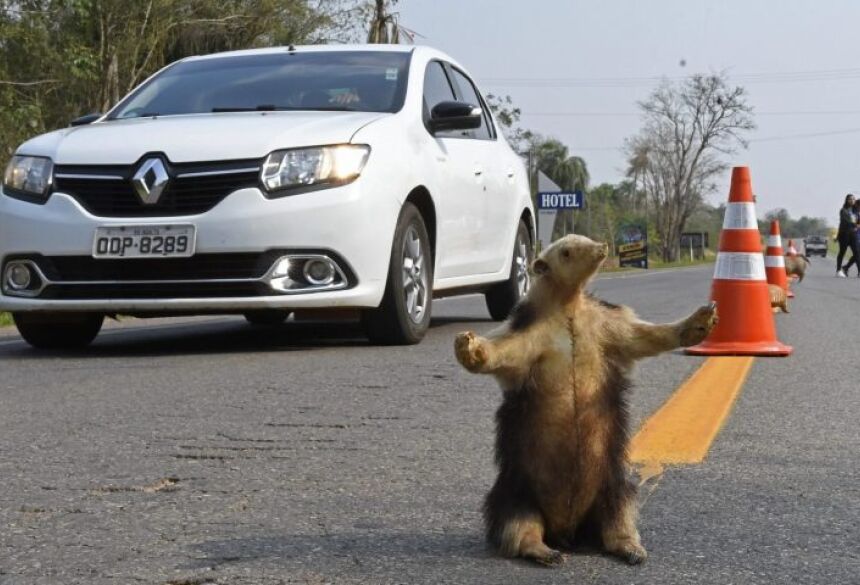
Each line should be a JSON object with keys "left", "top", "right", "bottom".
{"left": 787, "top": 239, "right": 798, "bottom": 256}
{"left": 686, "top": 167, "right": 792, "bottom": 356}
{"left": 765, "top": 220, "right": 794, "bottom": 298}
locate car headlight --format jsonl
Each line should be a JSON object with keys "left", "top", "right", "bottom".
{"left": 260, "top": 145, "right": 370, "bottom": 196}
{"left": 2, "top": 155, "right": 54, "bottom": 201}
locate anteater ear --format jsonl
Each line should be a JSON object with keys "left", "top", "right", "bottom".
{"left": 532, "top": 258, "right": 550, "bottom": 275}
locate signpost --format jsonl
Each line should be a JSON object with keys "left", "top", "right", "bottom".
{"left": 536, "top": 190, "right": 585, "bottom": 211}
{"left": 680, "top": 232, "right": 709, "bottom": 261}
{"left": 535, "top": 173, "right": 585, "bottom": 252}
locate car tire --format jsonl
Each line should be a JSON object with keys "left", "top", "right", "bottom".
{"left": 244, "top": 310, "right": 291, "bottom": 326}
{"left": 13, "top": 312, "right": 104, "bottom": 350}
{"left": 362, "top": 202, "right": 432, "bottom": 345}
{"left": 485, "top": 220, "right": 533, "bottom": 321}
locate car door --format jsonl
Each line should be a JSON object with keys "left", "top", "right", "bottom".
{"left": 422, "top": 60, "right": 486, "bottom": 279}
{"left": 447, "top": 67, "right": 514, "bottom": 273}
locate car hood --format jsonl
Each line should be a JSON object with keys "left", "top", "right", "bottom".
{"left": 17, "top": 111, "right": 388, "bottom": 164}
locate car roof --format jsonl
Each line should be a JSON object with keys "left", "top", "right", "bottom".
{"left": 181, "top": 44, "right": 465, "bottom": 72}
{"left": 177, "top": 44, "right": 469, "bottom": 81}
{"left": 169, "top": 44, "right": 474, "bottom": 97}
{"left": 186, "top": 44, "right": 421, "bottom": 62}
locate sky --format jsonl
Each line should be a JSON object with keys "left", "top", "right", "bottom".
{"left": 397, "top": 0, "right": 860, "bottom": 226}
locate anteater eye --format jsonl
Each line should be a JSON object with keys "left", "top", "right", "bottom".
{"left": 561, "top": 249, "right": 570, "bottom": 259}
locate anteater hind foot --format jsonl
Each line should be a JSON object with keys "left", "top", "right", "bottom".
{"left": 600, "top": 487, "right": 647, "bottom": 565}
{"left": 497, "top": 515, "right": 566, "bottom": 567}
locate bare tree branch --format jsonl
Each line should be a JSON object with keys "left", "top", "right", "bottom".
{"left": 626, "top": 73, "right": 755, "bottom": 261}
{"left": 0, "top": 79, "right": 58, "bottom": 86}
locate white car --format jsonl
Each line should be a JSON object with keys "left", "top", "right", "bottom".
{"left": 0, "top": 45, "right": 534, "bottom": 348}
{"left": 802, "top": 235, "right": 827, "bottom": 257}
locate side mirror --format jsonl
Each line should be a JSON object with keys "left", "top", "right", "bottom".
{"left": 70, "top": 113, "right": 102, "bottom": 127}
{"left": 429, "top": 101, "right": 482, "bottom": 133}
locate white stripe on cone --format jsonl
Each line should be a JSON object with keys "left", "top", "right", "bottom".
{"left": 714, "top": 252, "right": 767, "bottom": 281}
{"left": 722, "top": 202, "right": 758, "bottom": 230}
{"left": 764, "top": 255, "right": 786, "bottom": 268}
{"left": 767, "top": 235, "right": 782, "bottom": 247}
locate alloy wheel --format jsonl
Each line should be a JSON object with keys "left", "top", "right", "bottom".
{"left": 401, "top": 225, "right": 428, "bottom": 323}
{"left": 515, "top": 233, "right": 530, "bottom": 297}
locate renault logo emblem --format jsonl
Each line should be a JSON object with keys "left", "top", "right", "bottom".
{"left": 132, "top": 158, "right": 169, "bottom": 205}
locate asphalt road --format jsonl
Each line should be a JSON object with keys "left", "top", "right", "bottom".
{"left": 0, "top": 260, "right": 857, "bottom": 585}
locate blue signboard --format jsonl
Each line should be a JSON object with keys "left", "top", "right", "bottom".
{"left": 537, "top": 190, "right": 584, "bottom": 210}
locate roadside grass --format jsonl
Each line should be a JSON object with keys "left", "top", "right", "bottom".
{"left": 600, "top": 250, "right": 716, "bottom": 274}
{"left": 600, "top": 258, "right": 714, "bottom": 275}
{"left": 0, "top": 312, "right": 11, "bottom": 328}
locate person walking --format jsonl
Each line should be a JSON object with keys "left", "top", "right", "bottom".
{"left": 836, "top": 194, "right": 859, "bottom": 277}
{"left": 840, "top": 199, "right": 860, "bottom": 276}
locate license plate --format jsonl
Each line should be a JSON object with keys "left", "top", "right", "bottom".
{"left": 92, "top": 225, "right": 196, "bottom": 259}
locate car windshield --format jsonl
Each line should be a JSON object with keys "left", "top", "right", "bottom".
{"left": 108, "top": 50, "right": 411, "bottom": 120}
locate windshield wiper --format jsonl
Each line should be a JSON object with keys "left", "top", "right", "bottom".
{"left": 212, "top": 105, "right": 281, "bottom": 113}
{"left": 282, "top": 106, "right": 357, "bottom": 112}
{"left": 103, "top": 112, "right": 160, "bottom": 121}
{"left": 212, "top": 105, "right": 357, "bottom": 113}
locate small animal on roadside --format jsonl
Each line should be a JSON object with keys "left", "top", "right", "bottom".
{"left": 453, "top": 235, "right": 718, "bottom": 567}
{"left": 785, "top": 254, "right": 810, "bottom": 282}
{"left": 768, "top": 284, "right": 789, "bottom": 313}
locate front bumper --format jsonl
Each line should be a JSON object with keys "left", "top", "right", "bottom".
{"left": 0, "top": 183, "right": 396, "bottom": 313}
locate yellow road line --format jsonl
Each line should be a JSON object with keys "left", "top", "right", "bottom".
{"left": 630, "top": 356, "right": 755, "bottom": 467}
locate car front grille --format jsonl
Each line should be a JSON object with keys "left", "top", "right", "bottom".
{"left": 21, "top": 252, "right": 280, "bottom": 300}
{"left": 3, "top": 250, "right": 357, "bottom": 301}
{"left": 36, "top": 253, "right": 280, "bottom": 282}
{"left": 52, "top": 159, "right": 261, "bottom": 217}
{"left": 39, "top": 282, "right": 268, "bottom": 300}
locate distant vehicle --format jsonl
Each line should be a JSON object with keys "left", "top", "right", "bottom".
{"left": 0, "top": 45, "right": 535, "bottom": 349}
{"left": 803, "top": 235, "right": 828, "bottom": 257}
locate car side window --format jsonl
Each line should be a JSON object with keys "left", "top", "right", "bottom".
{"left": 449, "top": 68, "right": 493, "bottom": 140}
{"left": 423, "top": 61, "right": 459, "bottom": 137}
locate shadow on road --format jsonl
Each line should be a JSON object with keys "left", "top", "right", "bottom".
{"left": 0, "top": 313, "right": 493, "bottom": 360}
{"left": 185, "top": 530, "right": 612, "bottom": 574}
{"left": 187, "top": 531, "right": 490, "bottom": 571}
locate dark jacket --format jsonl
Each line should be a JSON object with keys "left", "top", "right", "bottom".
{"left": 839, "top": 207, "right": 858, "bottom": 238}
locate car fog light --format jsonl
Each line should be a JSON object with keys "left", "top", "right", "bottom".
{"left": 5, "top": 262, "right": 32, "bottom": 290}
{"left": 303, "top": 259, "right": 335, "bottom": 285}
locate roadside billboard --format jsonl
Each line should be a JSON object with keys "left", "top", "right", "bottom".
{"left": 680, "top": 232, "right": 709, "bottom": 261}
{"left": 618, "top": 223, "right": 648, "bottom": 269}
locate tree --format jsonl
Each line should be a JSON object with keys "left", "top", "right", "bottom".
{"left": 365, "top": 0, "right": 416, "bottom": 44}
{"left": 588, "top": 183, "right": 621, "bottom": 254}
{"left": 764, "top": 208, "right": 790, "bottom": 227}
{"left": 0, "top": 0, "right": 360, "bottom": 159}
{"left": 531, "top": 137, "right": 589, "bottom": 193}
{"left": 625, "top": 73, "right": 755, "bottom": 261}
{"left": 762, "top": 208, "right": 829, "bottom": 239}
{"left": 485, "top": 93, "right": 533, "bottom": 155}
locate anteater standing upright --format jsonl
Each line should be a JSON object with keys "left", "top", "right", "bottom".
{"left": 454, "top": 235, "right": 718, "bottom": 566}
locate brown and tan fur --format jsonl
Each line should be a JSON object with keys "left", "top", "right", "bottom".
{"left": 454, "top": 235, "right": 718, "bottom": 567}
{"left": 768, "top": 284, "right": 789, "bottom": 313}
{"left": 785, "top": 254, "right": 810, "bottom": 282}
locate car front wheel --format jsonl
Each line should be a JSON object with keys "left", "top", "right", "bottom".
{"left": 362, "top": 202, "right": 432, "bottom": 345}
{"left": 485, "top": 220, "right": 533, "bottom": 321}
{"left": 13, "top": 312, "right": 104, "bottom": 350}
